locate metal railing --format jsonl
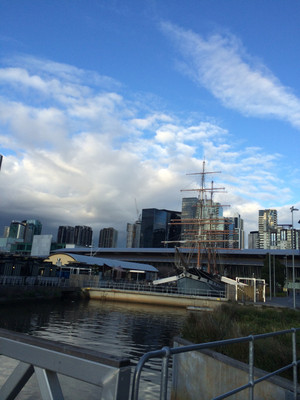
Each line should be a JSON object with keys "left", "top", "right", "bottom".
{"left": 131, "top": 328, "right": 300, "bottom": 400}
{"left": 0, "top": 328, "right": 131, "bottom": 400}
{"left": 84, "top": 280, "right": 226, "bottom": 298}
{"left": 0, "top": 275, "right": 69, "bottom": 287}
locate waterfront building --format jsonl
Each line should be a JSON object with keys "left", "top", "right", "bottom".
{"left": 99, "top": 227, "right": 118, "bottom": 248}
{"left": 139, "top": 208, "right": 181, "bottom": 248}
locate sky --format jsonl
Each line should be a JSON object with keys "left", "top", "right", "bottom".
{"left": 0, "top": 0, "right": 300, "bottom": 247}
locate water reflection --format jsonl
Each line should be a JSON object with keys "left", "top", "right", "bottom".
{"left": 0, "top": 299, "right": 187, "bottom": 399}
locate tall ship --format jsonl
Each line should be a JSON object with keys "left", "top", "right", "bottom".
{"left": 153, "top": 161, "right": 242, "bottom": 295}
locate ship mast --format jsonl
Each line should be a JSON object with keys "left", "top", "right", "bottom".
{"left": 170, "top": 161, "right": 239, "bottom": 274}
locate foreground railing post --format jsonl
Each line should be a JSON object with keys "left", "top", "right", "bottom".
{"left": 248, "top": 336, "right": 254, "bottom": 400}
{"left": 160, "top": 347, "right": 171, "bottom": 400}
{"left": 292, "top": 328, "right": 298, "bottom": 399}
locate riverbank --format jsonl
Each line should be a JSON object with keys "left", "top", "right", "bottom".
{"left": 0, "top": 285, "right": 82, "bottom": 304}
{"left": 83, "top": 287, "right": 226, "bottom": 309}
{"left": 181, "top": 302, "right": 300, "bottom": 382}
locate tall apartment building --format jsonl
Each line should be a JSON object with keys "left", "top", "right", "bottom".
{"left": 126, "top": 220, "right": 141, "bottom": 248}
{"left": 181, "top": 198, "right": 244, "bottom": 249}
{"left": 57, "top": 225, "right": 93, "bottom": 246}
{"left": 99, "top": 227, "right": 118, "bottom": 248}
{"left": 248, "top": 231, "right": 259, "bottom": 249}
{"left": 224, "top": 214, "right": 245, "bottom": 249}
{"left": 181, "top": 197, "right": 198, "bottom": 243}
{"left": 257, "top": 209, "right": 299, "bottom": 249}
{"left": 140, "top": 208, "right": 181, "bottom": 248}
{"left": 258, "top": 209, "right": 278, "bottom": 249}
{"left": 74, "top": 225, "right": 93, "bottom": 247}
{"left": 57, "top": 226, "right": 75, "bottom": 244}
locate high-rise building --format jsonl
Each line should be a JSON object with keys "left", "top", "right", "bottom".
{"left": 180, "top": 198, "right": 244, "bottom": 249}
{"left": 248, "top": 231, "right": 259, "bottom": 249}
{"left": 57, "top": 225, "right": 92, "bottom": 246}
{"left": 99, "top": 227, "right": 118, "bottom": 248}
{"left": 140, "top": 208, "right": 181, "bottom": 248}
{"left": 8, "top": 221, "right": 26, "bottom": 239}
{"left": 57, "top": 226, "right": 75, "bottom": 244}
{"left": 181, "top": 197, "right": 198, "bottom": 243}
{"left": 126, "top": 220, "right": 141, "bottom": 248}
{"left": 3, "top": 226, "right": 10, "bottom": 238}
{"left": 23, "top": 219, "right": 42, "bottom": 243}
{"left": 223, "top": 214, "right": 245, "bottom": 249}
{"left": 258, "top": 209, "right": 278, "bottom": 249}
{"left": 74, "top": 225, "right": 93, "bottom": 247}
{"left": 257, "top": 210, "right": 299, "bottom": 250}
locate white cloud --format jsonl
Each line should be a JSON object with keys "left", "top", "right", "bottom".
{"left": 161, "top": 22, "right": 300, "bottom": 129}
{"left": 0, "top": 55, "right": 294, "bottom": 245}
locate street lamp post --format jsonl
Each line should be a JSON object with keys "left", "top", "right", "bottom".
{"left": 290, "top": 206, "right": 299, "bottom": 309}
{"left": 285, "top": 256, "right": 288, "bottom": 296}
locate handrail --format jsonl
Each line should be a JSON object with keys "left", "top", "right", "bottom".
{"left": 84, "top": 280, "right": 226, "bottom": 298}
{"left": 131, "top": 328, "right": 300, "bottom": 400}
{"left": 0, "top": 328, "right": 131, "bottom": 400}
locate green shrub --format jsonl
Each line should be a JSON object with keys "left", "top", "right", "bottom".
{"left": 181, "top": 303, "right": 300, "bottom": 380}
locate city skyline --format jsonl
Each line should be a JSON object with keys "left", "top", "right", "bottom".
{"left": 0, "top": 1, "right": 299, "bottom": 245}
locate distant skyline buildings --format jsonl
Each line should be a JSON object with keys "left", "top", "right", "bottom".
{"left": 57, "top": 225, "right": 93, "bottom": 247}
{"left": 0, "top": 204, "right": 299, "bottom": 253}
{"left": 248, "top": 209, "right": 300, "bottom": 250}
{"left": 99, "top": 227, "right": 118, "bottom": 248}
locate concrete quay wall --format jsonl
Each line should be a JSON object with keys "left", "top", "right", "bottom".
{"left": 172, "top": 337, "right": 298, "bottom": 400}
{"left": 83, "top": 287, "right": 226, "bottom": 309}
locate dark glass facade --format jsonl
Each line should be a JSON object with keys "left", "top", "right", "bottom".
{"left": 140, "top": 208, "right": 181, "bottom": 248}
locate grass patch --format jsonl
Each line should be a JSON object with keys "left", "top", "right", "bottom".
{"left": 181, "top": 303, "right": 300, "bottom": 380}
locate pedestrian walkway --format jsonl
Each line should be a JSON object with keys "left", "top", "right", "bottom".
{"left": 263, "top": 293, "right": 300, "bottom": 309}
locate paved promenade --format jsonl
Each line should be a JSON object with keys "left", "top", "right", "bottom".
{"left": 263, "top": 293, "right": 300, "bottom": 309}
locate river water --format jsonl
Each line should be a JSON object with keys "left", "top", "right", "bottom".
{"left": 0, "top": 298, "right": 188, "bottom": 399}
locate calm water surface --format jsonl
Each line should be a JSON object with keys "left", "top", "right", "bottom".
{"left": 0, "top": 299, "right": 188, "bottom": 399}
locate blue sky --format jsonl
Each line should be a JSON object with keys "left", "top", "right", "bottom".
{"left": 0, "top": 0, "right": 299, "bottom": 246}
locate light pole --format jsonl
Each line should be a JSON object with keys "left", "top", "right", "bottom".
{"left": 285, "top": 256, "right": 288, "bottom": 296}
{"left": 290, "top": 206, "right": 299, "bottom": 309}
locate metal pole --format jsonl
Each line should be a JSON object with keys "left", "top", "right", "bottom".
{"left": 291, "top": 206, "right": 298, "bottom": 310}
{"left": 292, "top": 328, "right": 297, "bottom": 399}
{"left": 269, "top": 252, "right": 272, "bottom": 300}
{"left": 273, "top": 255, "right": 276, "bottom": 297}
{"left": 249, "top": 337, "right": 254, "bottom": 400}
{"left": 160, "top": 347, "right": 171, "bottom": 400}
{"left": 285, "top": 256, "right": 288, "bottom": 296}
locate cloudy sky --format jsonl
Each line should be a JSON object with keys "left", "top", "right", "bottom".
{"left": 0, "top": 0, "right": 299, "bottom": 246}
